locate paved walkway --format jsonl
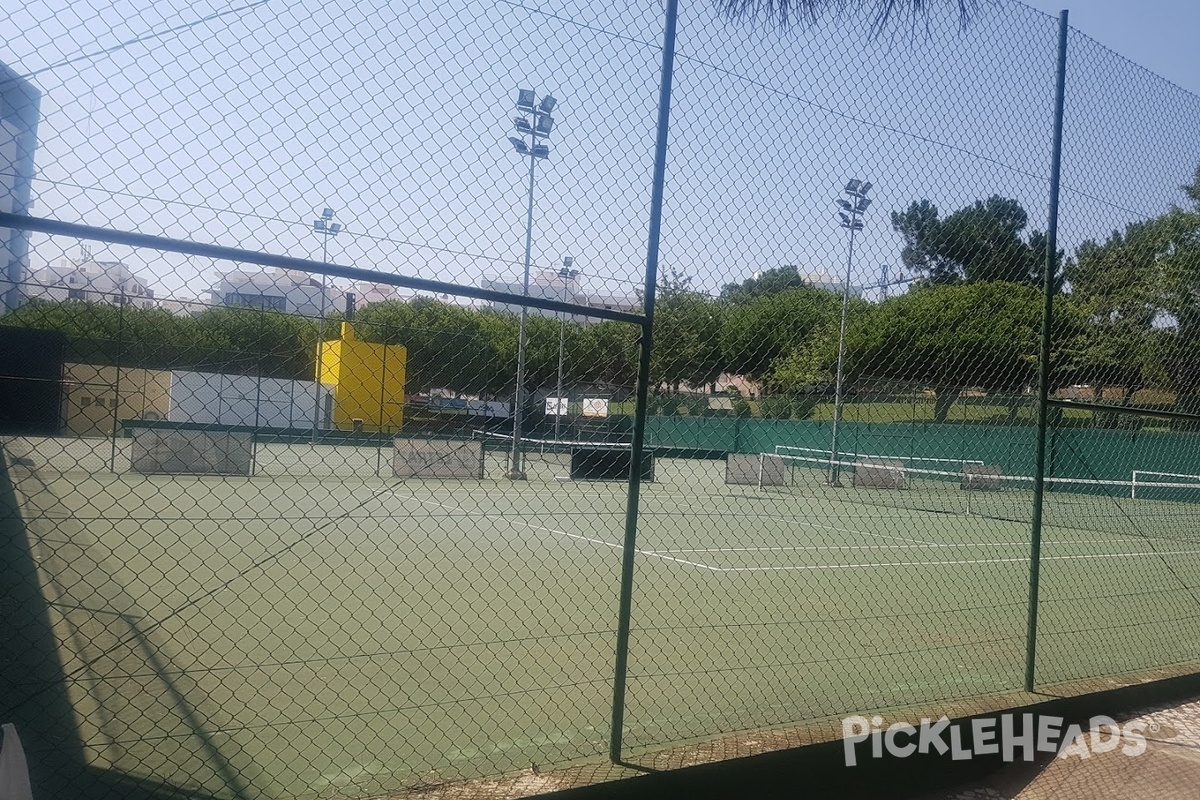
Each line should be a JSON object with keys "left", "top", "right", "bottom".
{"left": 920, "top": 696, "right": 1200, "bottom": 799}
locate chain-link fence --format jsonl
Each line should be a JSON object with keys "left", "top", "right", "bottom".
{"left": 3, "top": 0, "right": 1200, "bottom": 797}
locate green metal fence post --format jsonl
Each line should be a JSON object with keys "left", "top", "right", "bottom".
{"left": 1025, "top": 8, "right": 1070, "bottom": 693}
{"left": 610, "top": 0, "right": 680, "bottom": 764}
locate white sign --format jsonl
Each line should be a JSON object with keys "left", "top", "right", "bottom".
{"left": 841, "top": 713, "right": 1148, "bottom": 766}
{"left": 545, "top": 397, "right": 568, "bottom": 416}
{"left": 581, "top": 398, "right": 609, "bottom": 418}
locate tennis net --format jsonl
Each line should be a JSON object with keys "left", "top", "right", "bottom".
{"left": 760, "top": 452, "right": 1200, "bottom": 542}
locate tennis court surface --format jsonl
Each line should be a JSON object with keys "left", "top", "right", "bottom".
{"left": 5, "top": 434, "right": 1200, "bottom": 798}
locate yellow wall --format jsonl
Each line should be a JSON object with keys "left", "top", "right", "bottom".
{"left": 318, "top": 322, "right": 406, "bottom": 432}
{"left": 62, "top": 363, "right": 173, "bottom": 436}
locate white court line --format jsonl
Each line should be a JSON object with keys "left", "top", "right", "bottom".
{"left": 689, "top": 549, "right": 1200, "bottom": 573}
{"left": 765, "top": 515, "right": 940, "bottom": 546}
{"left": 403, "top": 491, "right": 722, "bottom": 571}
{"left": 391, "top": 488, "right": 1200, "bottom": 575}
{"left": 651, "top": 540, "right": 1112, "bottom": 554}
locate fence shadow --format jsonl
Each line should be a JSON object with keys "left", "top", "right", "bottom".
{"left": 0, "top": 442, "right": 252, "bottom": 799}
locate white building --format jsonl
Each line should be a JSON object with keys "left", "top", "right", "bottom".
{"left": 480, "top": 270, "right": 640, "bottom": 322}
{"left": 798, "top": 271, "right": 865, "bottom": 298}
{"left": 211, "top": 268, "right": 345, "bottom": 317}
{"left": 27, "top": 255, "right": 156, "bottom": 308}
{"left": 1, "top": 63, "right": 40, "bottom": 313}
{"left": 211, "top": 269, "right": 402, "bottom": 317}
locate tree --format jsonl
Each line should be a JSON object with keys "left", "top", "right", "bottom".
{"left": 649, "top": 270, "right": 725, "bottom": 391}
{"left": 891, "top": 196, "right": 1057, "bottom": 287}
{"left": 1185, "top": 164, "right": 1200, "bottom": 209}
{"left": 1064, "top": 221, "right": 1171, "bottom": 404}
{"left": 842, "top": 282, "right": 1052, "bottom": 421}
{"left": 719, "top": 265, "right": 807, "bottom": 303}
{"left": 720, "top": 285, "right": 842, "bottom": 387}
{"left": 1141, "top": 208, "right": 1200, "bottom": 414}
{"left": 354, "top": 298, "right": 517, "bottom": 395}
{"left": 190, "top": 305, "right": 320, "bottom": 379}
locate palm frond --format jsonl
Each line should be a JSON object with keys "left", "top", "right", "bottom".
{"left": 712, "top": 0, "right": 979, "bottom": 34}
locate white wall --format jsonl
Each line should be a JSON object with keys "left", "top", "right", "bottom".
{"left": 169, "top": 370, "right": 333, "bottom": 429}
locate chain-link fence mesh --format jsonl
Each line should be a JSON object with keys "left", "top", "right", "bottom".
{"left": 1034, "top": 24, "right": 1200, "bottom": 691}
{"left": 3, "top": 0, "right": 1200, "bottom": 797}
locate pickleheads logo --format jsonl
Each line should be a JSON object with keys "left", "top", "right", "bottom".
{"left": 841, "top": 714, "right": 1149, "bottom": 766}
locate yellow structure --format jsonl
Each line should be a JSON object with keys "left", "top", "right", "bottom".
{"left": 62, "top": 362, "right": 172, "bottom": 436}
{"left": 318, "top": 322, "right": 406, "bottom": 432}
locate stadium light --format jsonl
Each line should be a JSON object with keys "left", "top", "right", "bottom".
{"left": 506, "top": 87, "right": 561, "bottom": 479}
{"left": 311, "top": 205, "right": 342, "bottom": 444}
{"left": 829, "top": 179, "right": 872, "bottom": 487}
{"left": 554, "top": 256, "right": 579, "bottom": 443}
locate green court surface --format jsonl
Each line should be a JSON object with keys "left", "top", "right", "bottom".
{"left": 5, "top": 435, "right": 1200, "bottom": 798}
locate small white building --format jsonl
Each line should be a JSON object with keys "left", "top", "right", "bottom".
{"left": 211, "top": 268, "right": 343, "bottom": 317}
{"left": 797, "top": 271, "right": 865, "bottom": 298}
{"left": 210, "top": 270, "right": 404, "bottom": 317}
{"left": 480, "top": 271, "right": 639, "bottom": 322}
{"left": 27, "top": 256, "right": 156, "bottom": 308}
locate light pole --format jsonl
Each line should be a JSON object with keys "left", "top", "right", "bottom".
{"left": 829, "top": 179, "right": 871, "bottom": 486}
{"left": 312, "top": 207, "right": 341, "bottom": 443}
{"left": 554, "top": 256, "right": 578, "bottom": 443}
{"left": 505, "top": 88, "right": 557, "bottom": 479}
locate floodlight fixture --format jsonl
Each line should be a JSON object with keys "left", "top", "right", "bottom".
{"left": 330, "top": 223, "right": 342, "bottom": 234}
{"left": 532, "top": 144, "right": 549, "bottom": 159}
{"left": 517, "top": 89, "right": 535, "bottom": 110}
{"left": 313, "top": 220, "right": 324, "bottom": 231}
{"left": 855, "top": 197, "right": 872, "bottom": 212}
{"left": 837, "top": 199, "right": 853, "bottom": 212}
{"left": 540, "top": 95, "right": 557, "bottom": 113}
{"left": 322, "top": 207, "right": 334, "bottom": 219}
{"left": 860, "top": 181, "right": 872, "bottom": 194}
{"left": 563, "top": 256, "right": 574, "bottom": 269}
{"left": 509, "top": 137, "right": 529, "bottom": 154}
{"left": 838, "top": 212, "right": 852, "bottom": 226}
{"left": 844, "top": 179, "right": 862, "bottom": 195}
{"left": 535, "top": 114, "right": 553, "bottom": 137}
{"left": 514, "top": 117, "right": 532, "bottom": 132}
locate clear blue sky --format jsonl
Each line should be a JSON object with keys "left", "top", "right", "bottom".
{"left": 4, "top": 0, "right": 1199, "bottom": 304}
{"left": 1020, "top": 0, "right": 1200, "bottom": 95}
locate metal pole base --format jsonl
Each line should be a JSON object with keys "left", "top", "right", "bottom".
{"left": 505, "top": 470, "right": 528, "bottom": 481}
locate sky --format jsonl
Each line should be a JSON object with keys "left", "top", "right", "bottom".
{"left": 3, "top": 0, "right": 1199, "bottom": 308}
{"left": 1019, "top": 0, "right": 1200, "bottom": 95}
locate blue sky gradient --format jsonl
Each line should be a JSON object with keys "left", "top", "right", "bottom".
{"left": 3, "top": 0, "right": 1198, "bottom": 305}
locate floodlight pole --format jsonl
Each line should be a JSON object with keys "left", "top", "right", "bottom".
{"left": 507, "top": 90, "right": 557, "bottom": 479}
{"left": 509, "top": 148, "right": 537, "bottom": 478}
{"left": 829, "top": 182, "right": 869, "bottom": 486}
{"left": 554, "top": 258, "right": 575, "bottom": 443}
{"left": 312, "top": 208, "right": 339, "bottom": 444}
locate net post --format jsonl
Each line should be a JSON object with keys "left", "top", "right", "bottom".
{"left": 757, "top": 452, "right": 765, "bottom": 490}
{"left": 1025, "top": 9, "right": 1069, "bottom": 694}
{"left": 611, "top": 0, "right": 678, "bottom": 765}
{"left": 1131, "top": 471, "right": 1138, "bottom": 500}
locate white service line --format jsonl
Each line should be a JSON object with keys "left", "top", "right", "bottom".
{"left": 688, "top": 549, "right": 1200, "bottom": 573}
{"left": 405, "top": 491, "right": 721, "bottom": 570}
{"left": 765, "top": 515, "right": 940, "bottom": 546}
{"left": 651, "top": 538, "right": 1132, "bottom": 554}
{"left": 395, "top": 488, "right": 1200, "bottom": 575}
